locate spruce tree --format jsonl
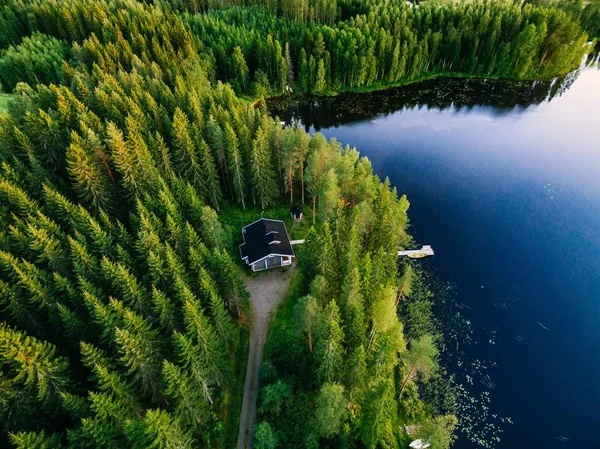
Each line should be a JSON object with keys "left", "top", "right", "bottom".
{"left": 314, "top": 300, "right": 345, "bottom": 383}
{"left": 66, "top": 133, "right": 115, "bottom": 214}
{"left": 195, "top": 135, "right": 222, "bottom": 210}
{"left": 162, "top": 361, "right": 209, "bottom": 430}
{"left": 250, "top": 127, "right": 277, "bottom": 209}
{"left": 224, "top": 123, "right": 246, "bottom": 209}
{"left": 0, "top": 323, "right": 70, "bottom": 424}
{"left": 140, "top": 409, "right": 194, "bottom": 449}
{"left": 171, "top": 108, "right": 204, "bottom": 195}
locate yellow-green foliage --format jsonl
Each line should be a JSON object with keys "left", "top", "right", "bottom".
{"left": 0, "top": 93, "right": 10, "bottom": 116}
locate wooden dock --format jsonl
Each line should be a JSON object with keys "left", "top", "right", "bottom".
{"left": 398, "top": 245, "right": 434, "bottom": 258}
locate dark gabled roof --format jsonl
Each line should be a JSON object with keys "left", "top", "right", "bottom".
{"left": 290, "top": 205, "right": 303, "bottom": 215}
{"left": 239, "top": 219, "right": 294, "bottom": 265}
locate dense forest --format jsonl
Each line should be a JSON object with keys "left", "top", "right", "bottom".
{"left": 0, "top": 0, "right": 595, "bottom": 448}
{"left": 182, "top": 0, "right": 591, "bottom": 96}
{"left": 526, "top": 0, "right": 600, "bottom": 52}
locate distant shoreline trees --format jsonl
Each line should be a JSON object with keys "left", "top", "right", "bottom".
{"left": 184, "top": 0, "right": 590, "bottom": 97}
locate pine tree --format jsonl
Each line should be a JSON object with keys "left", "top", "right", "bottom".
{"left": 0, "top": 323, "right": 70, "bottom": 405}
{"left": 253, "top": 422, "right": 278, "bottom": 449}
{"left": 55, "top": 302, "right": 87, "bottom": 342}
{"left": 284, "top": 42, "right": 294, "bottom": 91}
{"left": 199, "top": 206, "right": 226, "bottom": 251}
{"left": 27, "top": 220, "right": 69, "bottom": 275}
{"left": 389, "top": 41, "right": 400, "bottom": 83}
{"left": 232, "top": 46, "right": 249, "bottom": 92}
{"left": 181, "top": 294, "right": 226, "bottom": 385}
{"left": 294, "top": 295, "right": 320, "bottom": 353}
{"left": 399, "top": 334, "right": 438, "bottom": 397}
{"left": 359, "top": 378, "right": 397, "bottom": 449}
{"left": 115, "top": 325, "right": 163, "bottom": 400}
{"left": 397, "top": 264, "right": 414, "bottom": 305}
{"left": 313, "top": 59, "right": 327, "bottom": 93}
{"left": 318, "top": 222, "right": 337, "bottom": 293}
{"left": 298, "top": 48, "right": 309, "bottom": 92}
{"left": 80, "top": 342, "right": 141, "bottom": 414}
{"left": 106, "top": 122, "right": 148, "bottom": 201}
{"left": 151, "top": 286, "right": 176, "bottom": 333}
{"left": 162, "top": 361, "right": 209, "bottom": 429}
{"left": 342, "top": 268, "right": 366, "bottom": 350}
{"left": 304, "top": 134, "right": 333, "bottom": 223}
{"left": 212, "top": 250, "right": 248, "bottom": 317}
{"left": 281, "top": 127, "right": 299, "bottom": 203}
{"left": 250, "top": 127, "right": 277, "bottom": 209}
{"left": 367, "top": 285, "right": 404, "bottom": 354}
{"left": 0, "top": 279, "right": 37, "bottom": 331}
{"left": 318, "top": 168, "right": 340, "bottom": 221}
{"left": 72, "top": 406, "right": 130, "bottom": 448}
{"left": 346, "top": 344, "right": 367, "bottom": 398}
{"left": 66, "top": 132, "right": 115, "bottom": 213}
{"left": 205, "top": 117, "right": 228, "bottom": 186}
{"left": 195, "top": 135, "right": 222, "bottom": 209}
{"left": 258, "top": 379, "right": 293, "bottom": 417}
{"left": 314, "top": 382, "right": 347, "bottom": 438}
{"left": 171, "top": 108, "right": 204, "bottom": 194}
{"left": 314, "top": 300, "right": 345, "bottom": 383}
{"left": 0, "top": 176, "right": 39, "bottom": 218}
{"left": 149, "top": 132, "right": 174, "bottom": 181}
{"left": 101, "top": 257, "right": 150, "bottom": 315}
{"left": 140, "top": 409, "right": 194, "bottom": 449}
{"left": 172, "top": 332, "right": 214, "bottom": 405}
{"left": 9, "top": 430, "right": 64, "bottom": 449}
{"left": 224, "top": 123, "right": 245, "bottom": 209}
{"left": 197, "top": 268, "right": 237, "bottom": 350}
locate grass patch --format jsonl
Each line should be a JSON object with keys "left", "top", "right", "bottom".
{"left": 219, "top": 198, "right": 314, "bottom": 255}
{"left": 0, "top": 94, "right": 12, "bottom": 116}
{"left": 220, "top": 326, "right": 249, "bottom": 449}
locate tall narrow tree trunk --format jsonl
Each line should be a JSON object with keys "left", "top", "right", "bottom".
{"left": 300, "top": 159, "right": 305, "bottom": 204}
{"left": 312, "top": 196, "right": 316, "bottom": 224}
{"left": 399, "top": 365, "right": 416, "bottom": 398}
{"left": 288, "top": 165, "right": 294, "bottom": 204}
{"left": 237, "top": 169, "right": 245, "bottom": 210}
{"left": 539, "top": 48, "right": 549, "bottom": 69}
{"left": 367, "top": 324, "right": 376, "bottom": 349}
{"left": 396, "top": 292, "right": 405, "bottom": 306}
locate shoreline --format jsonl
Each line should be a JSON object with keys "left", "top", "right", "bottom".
{"left": 262, "top": 69, "right": 576, "bottom": 111}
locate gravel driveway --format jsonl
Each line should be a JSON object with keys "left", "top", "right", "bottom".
{"left": 237, "top": 263, "right": 297, "bottom": 449}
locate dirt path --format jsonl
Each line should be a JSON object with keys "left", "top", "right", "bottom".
{"left": 237, "top": 264, "right": 296, "bottom": 449}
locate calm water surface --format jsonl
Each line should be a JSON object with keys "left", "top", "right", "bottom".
{"left": 272, "top": 68, "right": 600, "bottom": 449}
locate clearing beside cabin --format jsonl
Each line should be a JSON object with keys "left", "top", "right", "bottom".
{"left": 237, "top": 264, "right": 297, "bottom": 449}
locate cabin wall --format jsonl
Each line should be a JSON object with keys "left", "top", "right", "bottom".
{"left": 266, "top": 255, "right": 282, "bottom": 269}
{"left": 251, "top": 255, "right": 293, "bottom": 271}
{"left": 252, "top": 259, "right": 267, "bottom": 271}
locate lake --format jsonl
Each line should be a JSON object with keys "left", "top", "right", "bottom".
{"left": 270, "top": 67, "right": 600, "bottom": 449}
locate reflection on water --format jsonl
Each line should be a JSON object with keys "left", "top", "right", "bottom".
{"left": 268, "top": 72, "right": 581, "bottom": 130}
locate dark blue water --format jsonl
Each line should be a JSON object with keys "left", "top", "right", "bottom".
{"left": 273, "top": 68, "right": 600, "bottom": 449}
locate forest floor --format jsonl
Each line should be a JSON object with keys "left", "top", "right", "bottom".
{"left": 237, "top": 263, "right": 297, "bottom": 449}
